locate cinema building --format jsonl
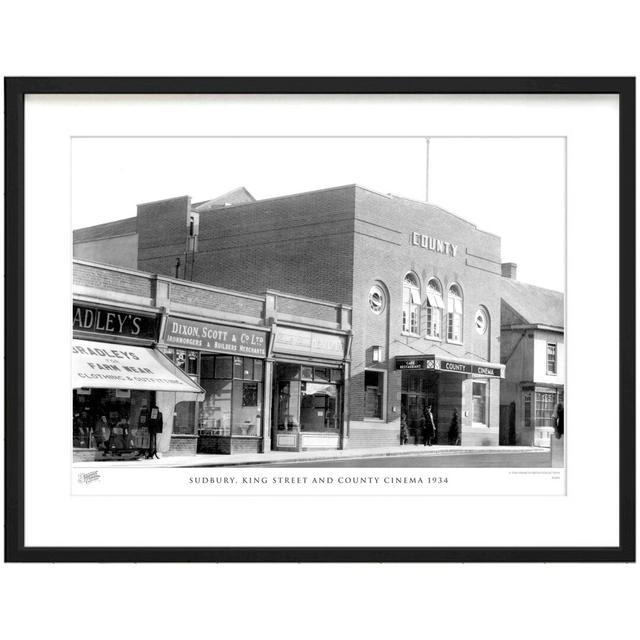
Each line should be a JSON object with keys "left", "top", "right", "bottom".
{"left": 74, "top": 184, "right": 514, "bottom": 450}
{"left": 72, "top": 259, "right": 351, "bottom": 461}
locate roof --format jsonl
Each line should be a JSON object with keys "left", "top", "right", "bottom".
{"left": 73, "top": 217, "right": 137, "bottom": 243}
{"left": 501, "top": 278, "right": 564, "bottom": 329}
{"left": 192, "top": 186, "right": 256, "bottom": 212}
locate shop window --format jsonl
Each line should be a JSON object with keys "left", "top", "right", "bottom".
{"left": 425, "top": 278, "right": 444, "bottom": 338}
{"left": 472, "top": 381, "right": 488, "bottom": 426}
{"left": 200, "top": 378, "right": 232, "bottom": 435}
{"left": 174, "top": 398, "right": 198, "bottom": 434}
{"left": 72, "top": 388, "right": 155, "bottom": 449}
{"left": 546, "top": 343, "right": 557, "bottom": 375}
{"left": 364, "top": 370, "right": 384, "bottom": 419}
{"left": 523, "top": 392, "right": 533, "bottom": 427}
{"left": 199, "top": 354, "right": 265, "bottom": 437}
{"left": 447, "top": 283, "right": 463, "bottom": 342}
{"left": 402, "top": 272, "right": 421, "bottom": 335}
{"left": 231, "top": 379, "right": 262, "bottom": 436}
{"left": 535, "top": 391, "right": 557, "bottom": 427}
{"left": 276, "top": 363, "right": 344, "bottom": 433}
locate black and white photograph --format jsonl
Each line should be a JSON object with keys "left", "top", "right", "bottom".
{"left": 71, "top": 136, "right": 566, "bottom": 474}
{"left": 5, "top": 77, "right": 633, "bottom": 562}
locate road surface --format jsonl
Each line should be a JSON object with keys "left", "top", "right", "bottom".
{"left": 238, "top": 451, "right": 552, "bottom": 468}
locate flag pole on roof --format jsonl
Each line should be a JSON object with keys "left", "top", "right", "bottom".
{"left": 425, "top": 137, "right": 431, "bottom": 202}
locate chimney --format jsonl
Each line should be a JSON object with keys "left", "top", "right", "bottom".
{"left": 501, "top": 262, "right": 517, "bottom": 279}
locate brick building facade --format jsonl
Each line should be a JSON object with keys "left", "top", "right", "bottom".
{"left": 73, "top": 259, "right": 351, "bottom": 461}
{"left": 74, "top": 184, "right": 534, "bottom": 450}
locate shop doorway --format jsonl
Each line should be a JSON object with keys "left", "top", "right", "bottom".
{"left": 400, "top": 371, "right": 438, "bottom": 444}
{"left": 272, "top": 363, "right": 343, "bottom": 450}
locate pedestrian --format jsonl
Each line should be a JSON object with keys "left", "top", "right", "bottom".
{"left": 448, "top": 408, "right": 460, "bottom": 445}
{"left": 400, "top": 413, "right": 409, "bottom": 445}
{"left": 554, "top": 402, "right": 564, "bottom": 439}
{"left": 146, "top": 405, "right": 163, "bottom": 459}
{"left": 424, "top": 405, "right": 436, "bottom": 446}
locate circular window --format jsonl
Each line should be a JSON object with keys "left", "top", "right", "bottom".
{"left": 474, "top": 308, "right": 488, "bottom": 335}
{"left": 369, "top": 285, "right": 386, "bottom": 315}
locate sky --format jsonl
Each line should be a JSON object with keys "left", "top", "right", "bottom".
{"left": 72, "top": 137, "right": 565, "bottom": 291}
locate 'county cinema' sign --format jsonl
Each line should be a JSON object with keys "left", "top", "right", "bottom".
{"left": 411, "top": 231, "right": 459, "bottom": 257}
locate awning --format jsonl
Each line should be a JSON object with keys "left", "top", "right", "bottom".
{"left": 72, "top": 339, "right": 204, "bottom": 394}
{"left": 425, "top": 290, "right": 445, "bottom": 309}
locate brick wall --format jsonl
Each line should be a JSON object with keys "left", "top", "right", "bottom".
{"left": 73, "top": 234, "right": 139, "bottom": 269}
{"left": 276, "top": 296, "right": 340, "bottom": 324}
{"left": 73, "top": 262, "right": 153, "bottom": 298}
{"left": 349, "top": 187, "right": 503, "bottom": 435}
{"left": 170, "top": 281, "right": 264, "bottom": 319}
{"left": 167, "top": 435, "right": 198, "bottom": 456}
{"left": 136, "top": 187, "right": 356, "bottom": 304}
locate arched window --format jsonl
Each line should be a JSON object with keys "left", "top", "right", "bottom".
{"left": 447, "top": 283, "right": 463, "bottom": 342}
{"left": 402, "top": 272, "right": 421, "bottom": 334}
{"left": 425, "top": 278, "right": 444, "bottom": 339}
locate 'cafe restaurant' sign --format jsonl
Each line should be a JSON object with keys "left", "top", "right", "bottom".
{"left": 163, "top": 316, "right": 267, "bottom": 358}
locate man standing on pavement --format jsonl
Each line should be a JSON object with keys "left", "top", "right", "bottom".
{"left": 424, "top": 405, "right": 436, "bottom": 446}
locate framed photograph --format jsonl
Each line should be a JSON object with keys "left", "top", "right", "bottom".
{"left": 5, "top": 77, "right": 635, "bottom": 562}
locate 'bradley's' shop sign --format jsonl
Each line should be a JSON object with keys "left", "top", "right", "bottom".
{"left": 73, "top": 303, "right": 159, "bottom": 341}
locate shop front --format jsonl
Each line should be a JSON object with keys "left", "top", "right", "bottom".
{"left": 396, "top": 355, "right": 504, "bottom": 446}
{"left": 72, "top": 303, "right": 204, "bottom": 461}
{"left": 162, "top": 315, "right": 268, "bottom": 455}
{"left": 271, "top": 326, "right": 350, "bottom": 451}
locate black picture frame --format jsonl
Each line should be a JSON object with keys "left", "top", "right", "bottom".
{"left": 4, "top": 77, "right": 635, "bottom": 563}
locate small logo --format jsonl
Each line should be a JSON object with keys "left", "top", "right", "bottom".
{"left": 78, "top": 470, "right": 101, "bottom": 484}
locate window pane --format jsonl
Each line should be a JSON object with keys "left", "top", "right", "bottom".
{"left": 200, "top": 354, "right": 215, "bottom": 379}
{"left": 199, "top": 378, "right": 232, "bottom": 435}
{"left": 277, "top": 363, "right": 300, "bottom": 380}
{"left": 231, "top": 381, "right": 262, "bottom": 436}
{"left": 472, "top": 383, "right": 487, "bottom": 424}
{"left": 187, "top": 351, "right": 199, "bottom": 375}
{"left": 243, "top": 358, "right": 254, "bottom": 380}
{"left": 233, "top": 356, "right": 244, "bottom": 379}
{"left": 364, "top": 371, "right": 383, "bottom": 419}
{"left": 253, "top": 359, "right": 264, "bottom": 381}
{"left": 411, "top": 288, "right": 421, "bottom": 305}
{"left": 174, "top": 349, "right": 186, "bottom": 370}
{"left": 535, "top": 391, "right": 556, "bottom": 427}
{"left": 214, "top": 356, "right": 232, "bottom": 379}
{"left": 314, "top": 368, "right": 330, "bottom": 382}
{"left": 524, "top": 392, "right": 532, "bottom": 427}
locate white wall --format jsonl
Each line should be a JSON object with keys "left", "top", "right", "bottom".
{"left": 533, "top": 330, "right": 565, "bottom": 385}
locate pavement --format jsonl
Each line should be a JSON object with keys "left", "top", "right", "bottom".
{"left": 73, "top": 444, "right": 549, "bottom": 468}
